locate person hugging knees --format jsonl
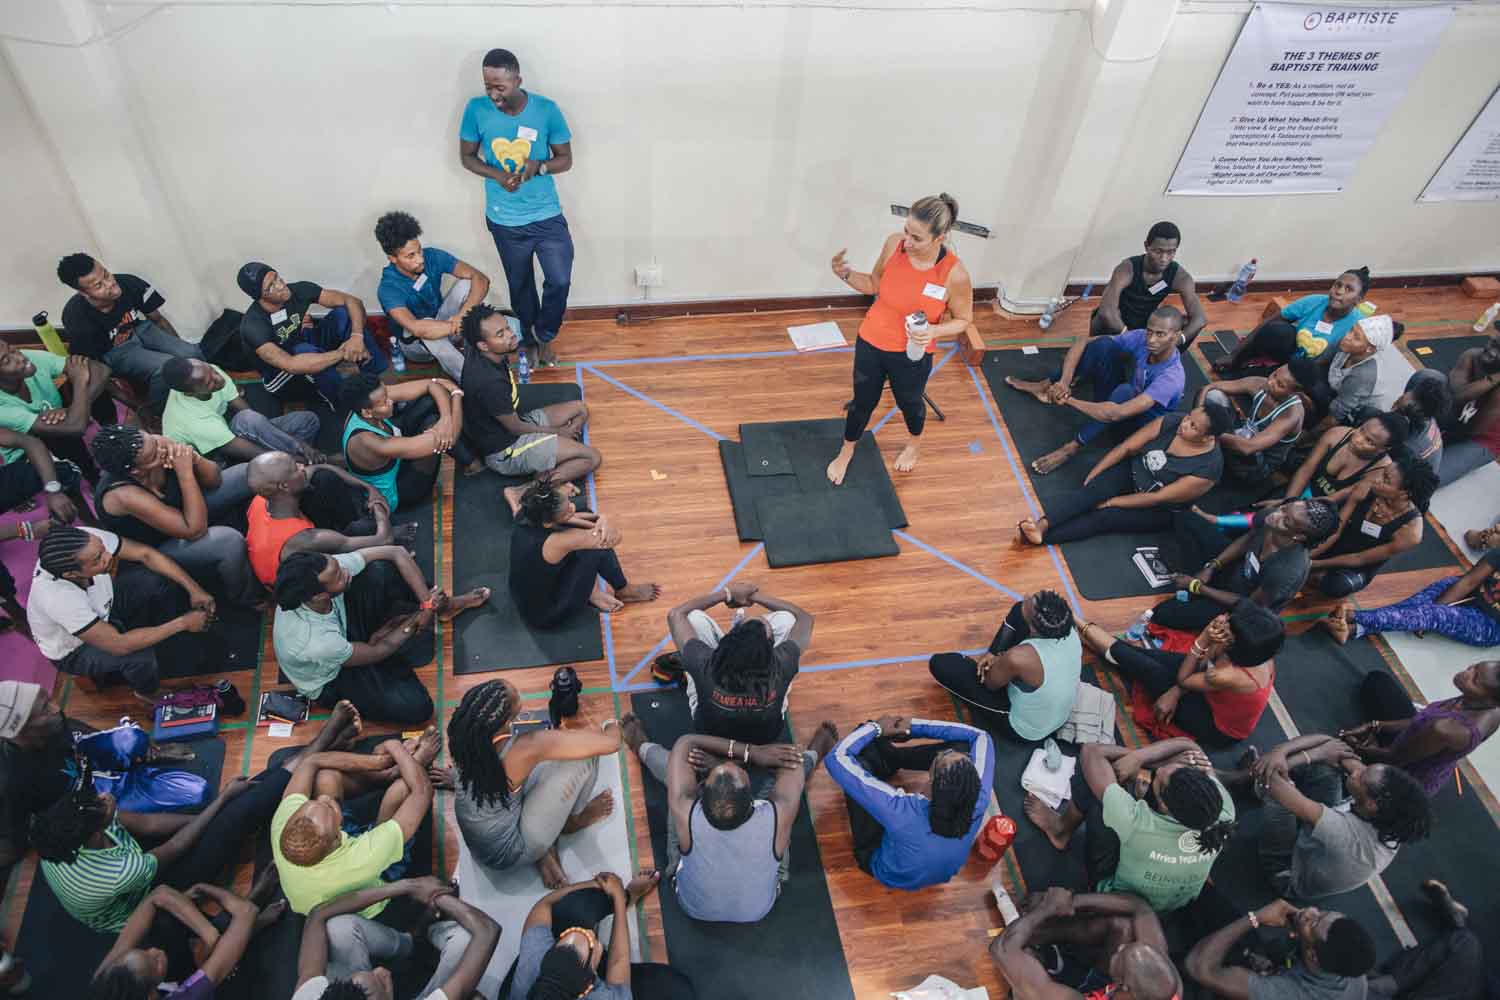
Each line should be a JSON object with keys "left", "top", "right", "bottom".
{"left": 340, "top": 372, "right": 478, "bottom": 509}
{"left": 1199, "top": 359, "right": 1320, "bottom": 483}
{"left": 374, "top": 210, "right": 491, "bottom": 382}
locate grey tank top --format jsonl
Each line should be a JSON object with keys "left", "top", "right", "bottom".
{"left": 674, "top": 798, "right": 780, "bottom": 923}
{"left": 454, "top": 742, "right": 529, "bottom": 870}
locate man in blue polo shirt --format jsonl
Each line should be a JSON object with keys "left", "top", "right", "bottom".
{"left": 374, "top": 211, "right": 491, "bottom": 381}
{"left": 458, "top": 47, "right": 575, "bottom": 369}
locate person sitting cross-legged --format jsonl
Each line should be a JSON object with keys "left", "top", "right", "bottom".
{"left": 504, "top": 871, "right": 696, "bottom": 1000}
{"left": 374, "top": 210, "right": 491, "bottom": 382}
{"left": 448, "top": 679, "right": 620, "bottom": 889}
{"left": 246, "top": 451, "right": 415, "bottom": 589}
{"left": 826, "top": 714, "right": 994, "bottom": 891}
{"left": 664, "top": 580, "right": 814, "bottom": 744}
{"left": 1007, "top": 306, "right": 1189, "bottom": 476}
{"left": 1441, "top": 323, "right": 1500, "bottom": 484}
{"left": 510, "top": 482, "right": 659, "bottom": 627}
{"left": 0, "top": 341, "right": 113, "bottom": 484}
{"left": 91, "top": 425, "right": 259, "bottom": 606}
{"left": 1088, "top": 221, "right": 1206, "bottom": 346}
{"left": 621, "top": 714, "right": 838, "bottom": 922}
{"left": 928, "top": 590, "right": 1081, "bottom": 744}
{"left": 341, "top": 373, "right": 478, "bottom": 511}
{"left": 1017, "top": 404, "right": 1232, "bottom": 547}
{"left": 1198, "top": 360, "right": 1318, "bottom": 482}
{"left": 291, "top": 875, "right": 500, "bottom": 1000}
{"left": 1186, "top": 898, "right": 1378, "bottom": 1000}
{"left": 273, "top": 548, "right": 486, "bottom": 725}
{"left": 91, "top": 882, "right": 282, "bottom": 1000}
{"left": 1367, "top": 879, "right": 1487, "bottom": 1000}
{"left": 161, "top": 357, "right": 323, "bottom": 466}
{"left": 1024, "top": 739, "right": 1234, "bottom": 913}
{"left": 1216, "top": 733, "right": 1430, "bottom": 900}
{"left": 990, "top": 887, "right": 1180, "bottom": 1000}
{"left": 1306, "top": 448, "right": 1438, "bottom": 599}
{"left": 1394, "top": 369, "right": 1451, "bottom": 472}
{"left": 459, "top": 304, "right": 597, "bottom": 515}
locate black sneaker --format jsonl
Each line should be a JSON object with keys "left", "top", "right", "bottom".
{"left": 215, "top": 680, "right": 246, "bottom": 717}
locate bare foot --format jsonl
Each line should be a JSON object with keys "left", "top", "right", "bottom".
{"left": 248, "top": 861, "right": 282, "bottom": 905}
{"left": 393, "top": 523, "right": 420, "bottom": 545}
{"left": 807, "top": 720, "right": 839, "bottom": 762}
{"left": 255, "top": 899, "right": 288, "bottom": 932}
{"left": 589, "top": 588, "right": 625, "bottom": 613}
{"left": 504, "top": 484, "right": 527, "bottom": 518}
{"left": 1017, "top": 519, "right": 1043, "bottom": 546}
{"left": 1031, "top": 442, "right": 1078, "bottom": 475}
{"left": 625, "top": 868, "right": 661, "bottom": 905}
{"left": 1320, "top": 610, "right": 1351, "bottom": 645}
{"left": 894, "top": 443, "right": 920, "bottom": 473}
{"left": 1023, "top": 792, "right": 1073, "bottom": 852}
{"left": 616, "top": 582, "right": 662, "bottom": 604}
{"left": 1464, "top": 528, "right": 1493, "bottom": 551}
{"left": 461, "top": 460, "right": 485, "bottom": 477}
{"left": 827, "top": 450, "right": 854, "bottom": 486}
{"left": 561, "top": 790, "right": 614, "bottom": 833}
{"left": 408, "top": 726, "right": 443, "bottom": 769}
{"left": 536, "top": 847, "right": 566, "bottom": 889}
{"left": 428, "top": 765, "right": 457, "bottom": 791}
{"left": 1422, "top": 879, "right": 1468, "bottom": 928}
{"left": 1004, "top": 375, "right": 1053, "bottom": 401}
{"left": 438, "top": 586, "right": 491, "bottom": 622}
{"left": 538, "top": 343, "right": 560, "bottom": 367}
{"left": 620, "top": 713, "right": 648, "bottom": 755}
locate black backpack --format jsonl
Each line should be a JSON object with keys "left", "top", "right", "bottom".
{"left": 199, "top": 308, "right": 256, "bottom": 373}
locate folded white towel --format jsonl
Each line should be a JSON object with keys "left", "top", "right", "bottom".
{"left": 1021, "top": 746, "right": 1077, "bottom": 810}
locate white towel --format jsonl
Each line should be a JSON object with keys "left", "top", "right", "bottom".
{"left": 1021, "top": 747, "right": 1077, "bottom": 810}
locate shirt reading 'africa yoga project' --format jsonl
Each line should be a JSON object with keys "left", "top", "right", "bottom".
{"left": 270, "top": 793, "right": 404, "bottom": 917}
{"left": 459, "top": 92, "right": 571, "bottom": 227}
{"left": 1097, "top": 779, "right": 1234, "bottom": 911}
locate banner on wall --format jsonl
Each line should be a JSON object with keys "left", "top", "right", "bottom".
{"left": 1420, "top": 86, "right": 1500, "bottom": 202}
{"left": 1167, "top": 3, "right": 1453, "bottom": 196}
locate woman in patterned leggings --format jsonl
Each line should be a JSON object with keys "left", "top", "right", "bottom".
{"left": 1320, "top": 550, "right": 1500, "bottom": 647}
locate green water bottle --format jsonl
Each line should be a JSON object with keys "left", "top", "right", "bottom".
{"left": 31, "top": 311, "right": 67, "bottom": 356}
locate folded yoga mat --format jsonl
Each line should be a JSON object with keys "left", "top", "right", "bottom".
{"left": 629, "top": 689, "right": 853, "bottom": 1000}
{"left": 454, "top": 752, "right": 637, "bottom": 999}
{"left": 980, "top": 348, "right": 1209, "bottom": 601}
{"left": 450, "top": 383, "right": 603, "bottom": 674}
{"left": 13, "top": 738, "right": 227, "bottom": 996}
{"left": 757, "top": 488, "right": 900, "bottom": 568}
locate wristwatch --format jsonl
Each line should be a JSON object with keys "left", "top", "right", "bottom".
{"left": 42, "top": 480, "right": 62, "bottom": 494}
{"left": 539, "top": 162, "right": 550, "bottom": 176}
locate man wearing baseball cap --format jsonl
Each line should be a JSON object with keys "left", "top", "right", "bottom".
{"left": 0, "top": 682, "right": 74, "bottom": 868}
{"left": 236, "top": 263, "right": 386, "bottom": 404}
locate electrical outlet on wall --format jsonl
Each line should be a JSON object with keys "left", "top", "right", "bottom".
{"left": 634, "top": 263, "right": 662, "bottom": 288}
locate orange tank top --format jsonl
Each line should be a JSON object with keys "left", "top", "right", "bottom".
{"left": 247, "top": 495, "right": 315, "bottom": 587}
{"left": 858, "top": 242, "right": 961, "bottom": 353}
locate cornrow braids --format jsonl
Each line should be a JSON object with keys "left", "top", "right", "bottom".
{"left": 89, "top": 425, "right": 146, "bottom": 478}
{"left": 1299, "top": 498, "right": 1341, "bottom": 547}
{"left": 1030, "top": 590, "right": 1073, "bottom": 640}
{"left": 31, "top": 772, "right": 110, "bottom": 864}
{"left": 1161, "top": 767, "right": 1235, "bottom": 854}
{"left": 38, "top": 526, "right": 92, "bottom": 579}
{"left": 928, "top": 754, "right": 980, "bottom": 838}
{"left": 449, "top": 681, "right": 517, "bottom": 809}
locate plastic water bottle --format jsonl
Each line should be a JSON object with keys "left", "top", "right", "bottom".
{"left": 1124, "top": 608, "right": 1154, "bottom": 644}
{"left": 905, "top": 313, "right": 929, "bottom": 361}
{"left": 1038, "top": 297, "right": 1059, "bottom": 331}
{"left": 1474, "top": 302, "right": 1500, "bottom": 333}
{"left": 1225, "top": 259, "right": 1258, "bottom": 303}
{"left": 31, "top": 311, "right": 67, "bottom": 356}
{"left": 388, "top": 343, "right": 407, "bottom": 373}
{"left": 516, "top": 344, "right": 532, "bottom": 385}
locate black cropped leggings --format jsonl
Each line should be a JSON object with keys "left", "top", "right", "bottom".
{"left": 844, "top": 337, "right": 934, "bottom": 442}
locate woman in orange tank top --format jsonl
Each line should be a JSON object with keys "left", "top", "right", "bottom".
{"left": 827, "top": 193, "right": 974, "bottom": 484}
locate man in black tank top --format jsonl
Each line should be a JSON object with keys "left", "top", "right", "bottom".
{"left": 1091, "top": 222, "right": 1206, "bottom": 347}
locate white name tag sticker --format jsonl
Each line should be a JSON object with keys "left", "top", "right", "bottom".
{"left": 1148, "top": 280, "right": 1168, "bottom": 294}
{"left": 1246, "top": 551, "right": 1260, "bottom": 575}
{"left": 922, "top": 283, "right": 948, "bottom": 301}
{"left": 1022, "top": 345, "right": 1039, "bottom": 355}
{"left": 1315, "top": 320, "right": 1334, "bottom": 335}
{"left": 142, "top": 285, "right": 156, "bottom": 302}
{"left": 516, "top": 126, "right": 539, "bottom": 141}
{"left": 268, "top": 722, "right": 294, "bottom": 739}
{"left": 412, "top": 274, "right": 428, "bottom": 292}
{"left": 269, "top": 309, "right": 288, "bottom": 324}
{"left": 1360, "top": 520, "right": 1382, "bottom": 539}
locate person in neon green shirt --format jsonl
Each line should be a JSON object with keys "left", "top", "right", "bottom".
{"left": 0, "top": 342, "right": 112, "bottom": 482}
{"left": 161, "top": 358, "right": 322, "bottom": 464}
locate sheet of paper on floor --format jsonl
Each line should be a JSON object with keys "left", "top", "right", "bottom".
{"left": 787, "top": 321, "right": 848, "bottom": 352}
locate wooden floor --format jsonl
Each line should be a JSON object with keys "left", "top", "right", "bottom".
{"left": 4, "top": 283, "right": 1493, "bottom": 997}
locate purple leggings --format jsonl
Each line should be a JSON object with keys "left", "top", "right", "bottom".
{"left": 1353, "top": 577, "right": 1500, "bottom": 647}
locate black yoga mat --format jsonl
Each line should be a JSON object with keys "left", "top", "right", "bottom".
{"left": 450, "top": 383, "right": 603, "bottom": 674}
{"left": 14, "top": 737, "right": 227, "bottom": 997}
{"left": 629, "top": 689, "right": 853, "bottom": 1000}
{"left": 757, "top": 489, "right": 900, "bottom": 568}
{"left": 1406, "top": 334, "right": 1486, "bottom": 374}
{"left": 980, "top": 347, "right": 1209, "bottom": 601}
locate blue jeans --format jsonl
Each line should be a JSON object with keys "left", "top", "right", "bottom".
{"left": 282, "top": 307, "right": 387, "bottom": 402}
{"left": 486, "top": 214, "right": 574, "bottom": 345}
{"left": 104, "top": 320, "right": 205, "bottom": 405}
{"left": 1059, "top": 337, "right": 1167, "bottom": 446}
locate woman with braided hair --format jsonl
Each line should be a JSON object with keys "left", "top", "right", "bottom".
{"left": 509, "top": 482, "right": 659, "bottom": 627}
{"left": 449, "top": 679, "right": 620, "bottom": 888}
{"left": 928, "top": 590, "right": 1081, "bottom": 743}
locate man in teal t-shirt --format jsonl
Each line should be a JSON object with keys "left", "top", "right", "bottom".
{"left": 458, "top": 47, "right": 575, "bottom": 368}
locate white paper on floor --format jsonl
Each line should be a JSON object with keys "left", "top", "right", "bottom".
{"left": 455, "top": 751, "right": 640, "bottom": 999}
{"left": 1379, "top": 631, "right": 1500, "bottom": 793}
{"left": 1430, "top": 461, "right": 1500, "bottom": 561}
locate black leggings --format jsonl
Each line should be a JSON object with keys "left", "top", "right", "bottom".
{"left": 315, "top": 560, "right": 434, "bottom": 724}
{"left": 845, "top": 737, "right": 966, "bottom": 873}
{"left": 1360, "top": 671, "right": 1417, "bottom": 723}
{"left": 367, "top": 396, "right": 476, "bottom": 512}
{"left": 1105, "top": 642, "right": 1231, "bottom": 747}
{"left": 844, "top": 337, "right": 934, "bottom": 442}
{"left": 532, "top": 548, "right": 628, "bottom": 629}
{"left": 498, "top": 887, "right": 696, "bottom": 999}
{"left": 1040, "top": 465, "right": 1172, "bottom": 544}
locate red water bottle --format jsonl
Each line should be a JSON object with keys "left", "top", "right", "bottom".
{"left": 975, "top": 814, "right": 1017, "bottom": 862}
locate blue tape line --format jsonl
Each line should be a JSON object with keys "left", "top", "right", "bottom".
{"left": 577, "top": 366, "right": 599, "bottom": 512}
{"left": 871, "top": 343, "right": 960, "bottom": 435}
{"left": 893, "top": 530, "right": 1023, "bottom": 601}
{"left": 585, "top": 347, "right": 852, "bottom": 368}
{"left": 582, "top": 365, "right": 726, "bottom": 442}
{"left": 616, "top": 542, "right": 766, "bottom": 688}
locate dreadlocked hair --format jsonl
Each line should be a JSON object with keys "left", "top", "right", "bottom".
{"left": 1299, "top": 498, "right": 1341, "bottom": 547}
{"left": 31, "top": 778, "right": 110, "bottom": 864}
{"left": 1160, "top": 767, "right": 1234, "bottom": 854}
{"left": 518, "top": 481, "right": 565, "bottom": 526}
{"left": 89, "top": 425, "right": 146, "bottom": 477}
{"left": 38, "top": 526, "right": 92, "bottom": 578}
{"left": 449, "top": 681, "right": 518, "bottom": 809}
{"left": 1030, "top": 590, "right": 1073, "bottom": 640}
{"left": 90, "top": 966, "right": 149, "bottom": 1000}
{"left": 928, "top": 754, "right": 981, "bottom": 838}
{"left": 460, "top": 302, "right": 500, "bottom": 348}
{"left": 527, "top": 944, "right": 596, "bottom": 999}
{"left": 708, "top": 619, "right": 777, "bottom": 702}
{"left": 1367, "top": 765, "right": 1431, "bottom": 846}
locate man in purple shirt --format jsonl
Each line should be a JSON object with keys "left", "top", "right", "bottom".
{"left": 1007, "top": 306, "right": 1187, "bottom": 474}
